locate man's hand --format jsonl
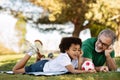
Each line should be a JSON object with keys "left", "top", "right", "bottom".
{"left": 88, "top": 69, "right": 96, "bottom": 73}
{"left": 100, "top": 66, "right": 109, "bottom": 72}
{"left": 105, "top": 45, "right": 113, "bottom": 57}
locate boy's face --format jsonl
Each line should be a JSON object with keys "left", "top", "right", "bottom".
{"left": 66, "top": 44, "right": 81, "bottom": 60}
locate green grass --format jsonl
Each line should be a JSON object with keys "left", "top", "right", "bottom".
{"left": 0, "top": 54, "right": 120, "bottom": 80}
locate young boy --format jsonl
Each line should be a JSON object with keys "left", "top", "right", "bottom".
{"left": 12, "top": 37, "right": 95, "bottom": 74}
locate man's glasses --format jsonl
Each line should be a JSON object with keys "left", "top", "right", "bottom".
{"left": 97, "top": 39, "right": 110, "bottom": 48}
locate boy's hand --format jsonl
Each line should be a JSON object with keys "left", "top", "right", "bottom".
{"left": 78, "top": 50, "right": 83, "bottom": 58}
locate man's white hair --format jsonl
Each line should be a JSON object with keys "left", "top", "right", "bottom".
{"left": 98, "top": 28, "right": 116, "bottom": 44}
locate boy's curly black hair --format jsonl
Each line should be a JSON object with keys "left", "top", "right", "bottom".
{"left": 59, "top": 37, "right": 82, "bottom": 53}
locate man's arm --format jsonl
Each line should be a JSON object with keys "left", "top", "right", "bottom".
{"left": 106, "top": 56, "right": 117, "bottom": 71}
{"left": 95, "top": 66, "right": 109, "bottom": 72}
{"left": 94, "top": 56, "right": 117, "bottom": 72}
{"left": 105, "top": 46, "right": 117, "bottom": 71}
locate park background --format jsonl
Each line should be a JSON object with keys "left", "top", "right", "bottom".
{"left": 0, "top": 0, "right": 120, "bottom": 80}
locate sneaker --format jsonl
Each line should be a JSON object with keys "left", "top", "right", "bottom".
{"left": 48, "top": 53, "right": 54, "bottom": 59}
{"left": 34, "top": 40, "right": 45, "bottom": 59}
{"left": 34, "top": 40, "right": 43, "bottom": 53}
{"left": 24, "top": 40, "right": 37, "bottom": 55}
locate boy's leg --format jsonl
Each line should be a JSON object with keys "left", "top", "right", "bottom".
{"left": 12, "top": 54, "right": 31, "bottom": 73}
{"left": 13, "top": 41, "right": 37, "bottom": 73}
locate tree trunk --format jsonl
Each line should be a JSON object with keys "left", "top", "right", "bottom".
{"left": 72, "top": 20, "right": 90, "bottom": 37}
{"left": 72, "top": 23, "right": 82, "bottom": 37}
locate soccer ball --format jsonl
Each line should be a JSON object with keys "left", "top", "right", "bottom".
{"left": 81, "top": 61, "right": 95, "bottom": 71}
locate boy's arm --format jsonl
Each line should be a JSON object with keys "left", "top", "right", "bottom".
{"left": 65, "top": 51, "right": 96, "bottom": 73}
{"left": 77, "top": 50, "right": 83, "bottom": 70}
{"left": 65, "top": 64, "right": 95, "bottom": 73}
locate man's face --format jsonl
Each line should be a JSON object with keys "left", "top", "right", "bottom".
{"left": 95, "top": 34, "right": 112, "bottom": 53}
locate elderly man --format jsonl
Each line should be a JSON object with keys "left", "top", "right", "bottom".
{"left": 82, "top": 28, "right": 117, "bottom": 72}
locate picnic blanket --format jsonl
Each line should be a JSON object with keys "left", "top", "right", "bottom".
{"left": 1, "top": 68, "right": 120, "bottom": 76}
{"left": 26, "top": 71, "right": 67, "bottom": 76}
{"left": 0, "top": 71, "right": 67, "bottom": 76}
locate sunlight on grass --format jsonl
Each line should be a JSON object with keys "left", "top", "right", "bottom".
{"left": 0, "top": 54, "right": 24, "bottom": 61}
{"left": 75, "top": 78, "right": 83, "bottom": 80}
{"left": 60, "top": 76, "right": 71, "bottom": 80}
{"left": 0, "top": 54, "right": 24, "bottom": 66}
{"left": 87, "top": 76, "right": 94, "bottom": 80}
{"left": 0, "top": 54, "right": 37, "bottom": 71}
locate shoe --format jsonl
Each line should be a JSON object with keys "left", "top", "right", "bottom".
{"left": 24, "top": 40, "right": 37, "bottom": 55}
{"left": 48, "top": 53, "right": 54, "bottom": 59}
{"left": 34, "top": 40, "right": 43, "bottom": 53}
{"left": 34, "top": 40, "right": 44, "bottom": 59}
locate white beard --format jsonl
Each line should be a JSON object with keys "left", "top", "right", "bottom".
{"left": 95, "top": 46, "right": 102, "bottom": 53}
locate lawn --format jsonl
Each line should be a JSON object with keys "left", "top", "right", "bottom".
{"left": 0, "top": 54, "right": 120, "bottom": 80}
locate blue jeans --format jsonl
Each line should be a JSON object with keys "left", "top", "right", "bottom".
{"left": 25, "top": 60, "right": 49, "bottom": 72}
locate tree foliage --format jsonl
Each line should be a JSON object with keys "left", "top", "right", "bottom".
{"left": 29, "top": 0, "right": 96, "bottom": 37}
{"left": 1, "top": 0, "right": 119, "bottom": 38}
{"left": 86, "top": 0, "right": 120, "bottom": 39}
{"left": 29, "top": 0, "right": 120, "bottom": 38}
